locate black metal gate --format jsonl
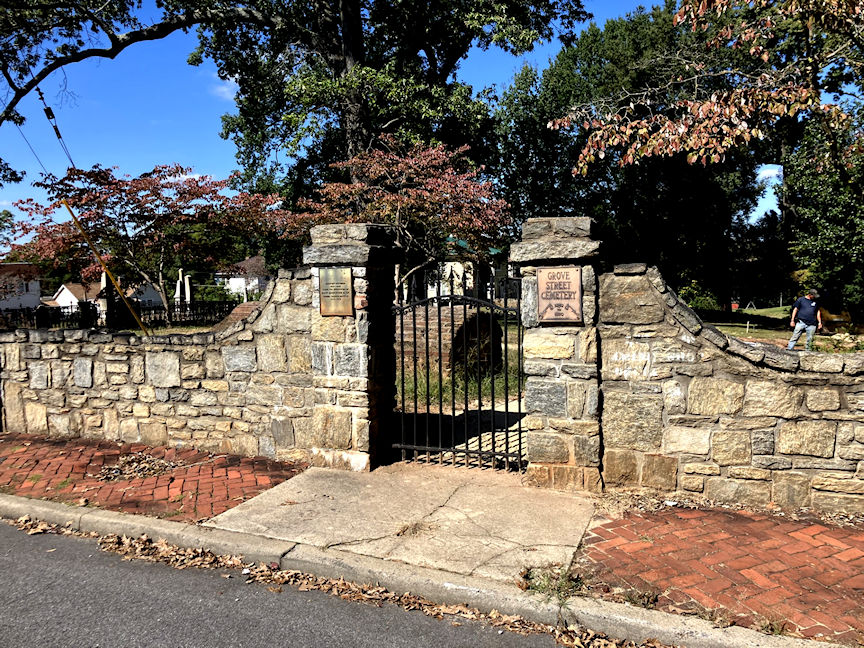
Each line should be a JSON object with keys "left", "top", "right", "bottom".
{"left": 393, "top": 269, "right": 525, "bottom": 471}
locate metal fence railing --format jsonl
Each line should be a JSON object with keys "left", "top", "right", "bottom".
{"left": 0, "top": 300, "right": 240, "bottom": 332}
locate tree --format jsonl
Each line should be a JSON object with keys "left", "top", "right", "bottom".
{"left": 0, "top": 0, "right": 589, "bottom": 189}
{"left": 782, "top": 117, "right": 864, "bottom": 319}
{"left": 490, "top": 2, "right": 760, "bottom": 301}
{"left": 293, "top": 136, "right": 510, "bottom": 283}
{"left": 12, "top": 164, "right": 287, "bottom": 313}
{"left": 552, "top": 0, "right": 863, "bottom": 173}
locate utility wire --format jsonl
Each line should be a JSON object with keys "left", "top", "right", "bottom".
{"left": 7, "top": 86, "right": 151, "bottom": 336}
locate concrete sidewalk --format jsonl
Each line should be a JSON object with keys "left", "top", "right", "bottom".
{"left": 0, "top": 433, "right": 858, "bottom": 648}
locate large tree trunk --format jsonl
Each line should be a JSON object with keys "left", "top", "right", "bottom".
{"left": 339, "top": 0, "right": 370, "bottom": 162}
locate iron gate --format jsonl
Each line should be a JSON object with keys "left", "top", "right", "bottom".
{"left": 393, "top": 270, "right": 525, "bottom": 471}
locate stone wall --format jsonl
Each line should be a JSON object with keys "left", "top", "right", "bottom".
{"left": 2, "top": 268, "right": 316, "bottom": 460}
{"left": 512, "top": 216, "right": 864, "bottom": 515}
{"left": 1, "top": 224, "right": 399, "bottom": 472}
{"left": 511, "top": 217, "right": 603, "bottom": 492}
{"left": 598, "top": 265, "right": 864, "bottom": 514}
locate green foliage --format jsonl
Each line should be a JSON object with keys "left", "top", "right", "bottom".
{"left": 783, "top": 118, "right": 864, "bottom": 320}
{"left": 489, "top": 2, "right": 760, "bottom": 300}
{"left": 677, "top": 280, "right": 721, "bottom": 311}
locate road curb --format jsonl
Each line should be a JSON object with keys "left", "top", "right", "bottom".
{"left": 0, "top": 493, "right": 845, "bottom": 648}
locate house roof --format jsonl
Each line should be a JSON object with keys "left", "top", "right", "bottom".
{"left": 54, "top": 282, "right": 102, "bottom": 302}
{"left": 0, "top": 263, "right": 39, "bottom": 280}
{"left": 220, "top": 254, "right": 270, "bottom": 277}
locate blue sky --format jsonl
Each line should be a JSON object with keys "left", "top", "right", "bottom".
{"left": 0, "top": 0, "right": 779, "bottom": 217}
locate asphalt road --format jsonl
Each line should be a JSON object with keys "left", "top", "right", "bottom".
{"left": 0, "top": 521, "right": 557, "bottom": 648}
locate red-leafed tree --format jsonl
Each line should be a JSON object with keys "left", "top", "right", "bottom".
{"left": 294, "top": 137, "right": 511, "bottom": 282}
{"left": 13, "top": 164, "right": 288, "bottom": 312}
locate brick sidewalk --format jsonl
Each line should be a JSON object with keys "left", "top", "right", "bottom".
{"left": 580, "top": 507, "right": 864, "bottom": 645}
{"left": 0, "top": 433, "right": 306, "bottom": 522}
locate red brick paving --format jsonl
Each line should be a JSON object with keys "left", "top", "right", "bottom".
{"left": 580, "top": 507, "right": 864, "bottom": 645}
{"left": 0, "top": 433, "right": 306, "bottom": 523}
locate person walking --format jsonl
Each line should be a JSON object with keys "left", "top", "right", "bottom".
{"left": 787, "top": 289, "right": 822, "bottom": 351}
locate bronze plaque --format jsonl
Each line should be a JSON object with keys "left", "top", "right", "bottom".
{"left": 537, "top": 267, "right": 582, "bottom": 323}
{"left": 319, "top": 267, "right": 354, "bottom": 316}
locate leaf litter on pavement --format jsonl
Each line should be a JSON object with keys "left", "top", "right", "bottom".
{"left": 7, "top": 515, "right": 675, "bottom": 648}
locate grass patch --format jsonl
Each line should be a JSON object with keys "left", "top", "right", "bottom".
{"left": 397, "top": 350, "right": 521, "bottom": 411}
{"left": 56, "top": 477, "right": 73, "bottom": 489}
{"left": 757, "top": 617, "right": 788, "bottom": 636}
{"left": 519, "top": 565, "right": 586, "bottom": 604}
{"left": 739, "top": 306, "right": 790, "bottom": 318}
{"left": 26, "top": 473, "right": 42, "bottom": 484}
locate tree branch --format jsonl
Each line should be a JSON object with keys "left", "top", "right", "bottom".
{"left": 1, "top": 7, "right": 280, "bottom": 128}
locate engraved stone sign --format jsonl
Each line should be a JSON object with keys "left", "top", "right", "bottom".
{"left": 537, "top": 267, "right": 582, "bottom": 323}
{"left": 319, "top": 267, "right": 354, "bottom": 316}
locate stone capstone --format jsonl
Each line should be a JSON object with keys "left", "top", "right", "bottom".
{"left": 599, "top": 274, "right": 664, "bottom": 325}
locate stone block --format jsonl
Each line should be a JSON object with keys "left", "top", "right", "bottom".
{"left": 777, "top": 420, "right": 836, "bottom": 458}
{"left": 584, "top": 467, "right": 604, "bottom": 493}
{"left": 704, "top": 477, "right": 771, "bottom": 507}
{"left": 602, "top": 448, "right": 638, "bottom": 486}
{"left": 799, "top": 353, "right": 844, "bottom": 373}
{"left": 811, "top": 476, "right": 864, "bottom": 494}
{"left": 145, "top": 352, "right": 181, "bottom": 387}
{"left": 222, "top": 346, "right": 257, "bottom": 372}
{"left": 613, "top": 263, "right": 647, "bottom": 275}
{"left": 523, "top": 333, "right": 575, "bottom": 360}
{"left": 680, "top": 475, "right": 704, "bottom": 492}
{"left": 333, "top": 344, "right": 368, "bottom": 377}
{"left": 523, "top": 465, "right": 552, "bottom": 489}
{"left": 688, "top": 377, "right": 744, "bottom": 415}
{"left": 571, "top": 434, "right": 601, "bottom": 466}
{"left": 510, "top": 238, "right": 600, "bottom": 264}
{"left": 599, "top": 274, "right": 665, "bottom": 324}
{"left": 726, "top": 337, "right": 765, "bottom": 363}
{"left": 771, "top": 472, "right": 811, "bottom": 509}
{"left": 663, "top": 426, "right": 711, "bottom": 455}
{"left": 711, "top": 430, "right": 751, "bottom": 465}
{"left": 29, "top": 361, "right": 49, "bottom": 389}
{"left": 549, "top": 466, "right": 584, "bottom": 492}
{"left": 286, "top": 335, "right": 313, "bottom": 373}
{"left": 641, "top": 454, "right": 678, "bottom": 490}
{"left": 204, "top": 352, "right": 224, "bottom": 378}
{"left": 843, "top": 354, "right": 864, "bottom": 375}
{"left": 601, "top": 338, "right": 650, "bottom": 381}
{"left": 524, "top": 378, "right": 568, "bottom": 417}
{"left": 294, "top": 408, "right": 352, "bottom": 450}
{"left": 751, "top": 428, "right": 775, "bottom": 455}
{"left": 130, "top": 356, "right": 145, "bottom": 383}
{"left": 251, "top": 304, "right": 276, "bottom": 333}
{"left": 811, "top": 491, "right": 864, "bottom": 514}
{"left": 520, "top": 277, "right": 539, "bottom": 328}
{"left": 727, "top": 467, "right": 770, "bottom": 480}
{"left": 742, "top": 380, "right": 802, "bottom": 417}
{"left": 139, "top": 421, "right": 168, "bottom": 446}
{"left": 682, "top": 463, "right": 721, "bottom": 475}
{"left": 603, "top": 391, "right": 663, "bottom": 451}
{"left": 662, "top": 380, "right": 686, "bottom": 415}
{"left": 805, "top": 389, "right": 840, "bottom": 412}
{"left": 526, "top": 431, "right": 570, "bottom": 463}
{"left": 257, "top": 335, "right": 287, "bottom": 372}
{"left": 312, "top": 314, "right": 348, "bottom": 343}
{"left": 119, "top": 418, "right": 140, "bottom": 442}
{"left": 24, "top": 401, "right": 48, "bottom": 434}
{"left": 652, "top": 339, "right": 697, "bottom": 365}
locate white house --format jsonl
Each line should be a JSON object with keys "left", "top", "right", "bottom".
{"left": 0, "top": 263, "right": 42, "bottom": 310}
{"left": 46, "top": 281, "right": 102, "bottom": 310}
{"left": 216, "top": 255, "right": 271, "bottom": 302}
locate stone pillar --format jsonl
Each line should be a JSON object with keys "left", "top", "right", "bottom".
{"left": 510, "top": 217, "right": 602, "bottom": 492}
{"left": 301, "top": 224, "right": 398, "bottom": 471}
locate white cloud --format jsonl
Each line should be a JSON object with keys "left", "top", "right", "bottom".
{"left": 756, "top": 165, "right": 782, "bottom": 182}
{"left": 0, "top": 200, "right": 12, "bottom": 207}
{"left": 210, "top": 74, "right": 239, "bottom": 101}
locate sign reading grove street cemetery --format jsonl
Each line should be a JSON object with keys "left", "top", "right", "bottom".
{"left": 537, "top": 267, "right": 582, "bottom": 323}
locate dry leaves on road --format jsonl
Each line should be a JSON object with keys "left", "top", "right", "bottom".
{"left": 7, "top": 516, "right": 679, "bottom": 648}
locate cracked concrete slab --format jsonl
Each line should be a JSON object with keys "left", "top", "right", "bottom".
{"left": 206, "top": 463, "right": 594, "bottom": 584}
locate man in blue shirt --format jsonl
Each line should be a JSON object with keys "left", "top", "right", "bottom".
{"left": 787, "top": 289, "right": 822, "bottom": 351}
